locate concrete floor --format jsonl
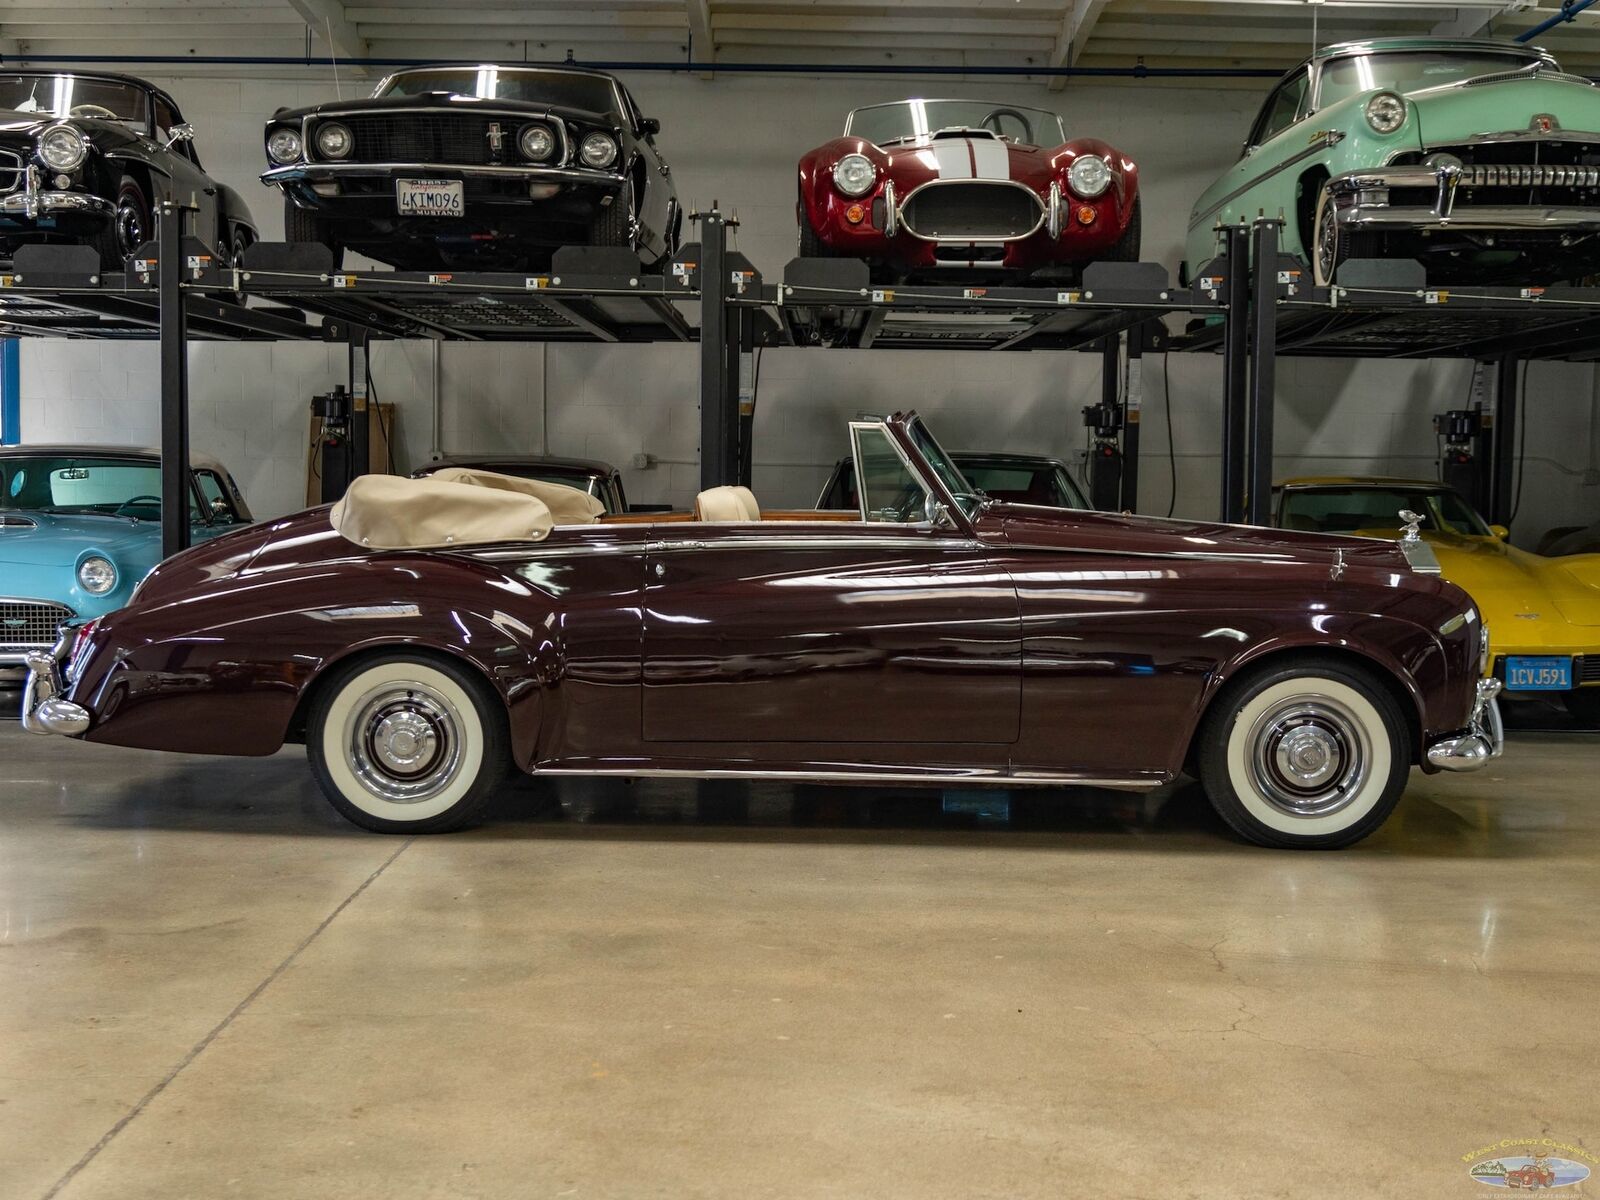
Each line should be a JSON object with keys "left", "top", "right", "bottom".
{"left": 1, "top": 718, "right": 1596, "bottom": 1200}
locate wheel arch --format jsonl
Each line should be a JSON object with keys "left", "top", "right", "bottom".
{"left": 1294, "top": 164, "right": 1330, "bottom": 260}
{"left": 1184, "top": 642, "right": 1424, "bottom": 775}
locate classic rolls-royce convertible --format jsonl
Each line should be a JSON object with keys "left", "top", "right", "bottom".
{"left": 22, "top": 415, "right": 1502, "bottom": 849}
{"left": 0, "top": 70, "right": 256, "bottom": 270}
{"left": 262, "top": 64, "right": 679, "bottom": 271}
{"left": 798, "top": 98, "right": 1139, "bottom": 280}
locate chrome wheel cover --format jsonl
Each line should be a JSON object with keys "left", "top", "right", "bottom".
{"left": 114, "top": 194, "right": 145, "bottom": 262}
{"left": 1244, "top": 693, "right": 1371, "bottom": 818}
{"left": 346, "top": 680, "right": 465, "bottom": 803}
{"left": 1316, "top": 198, "right": 1339, "bottom": 283}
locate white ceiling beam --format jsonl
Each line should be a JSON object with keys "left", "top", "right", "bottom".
{"left": 1431, "top": 0, "right": 1539, "bottom": 35}
{"left": 685, "top": 0, "right": 712, "bottom": 77}
{"left": 1049, "top": 0, "right": 1110, "bottom": 91}
{"left": 286, "top": 0, "right": 370, "bottom": 76}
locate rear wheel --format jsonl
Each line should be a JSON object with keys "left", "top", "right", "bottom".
{"left": 306, "top": 654, "right": 512, "bottom": 833}
{"left": 1197, "top": 658, "right": 1411, "bottom": 849}
{"left": 1564, "top": 688, "right": 1600, "bottom": 728}
{"left": 283, "top": 196, "right": 343, "bottom": 270}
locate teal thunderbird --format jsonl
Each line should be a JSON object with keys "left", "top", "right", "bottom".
{"left": 1185, "top": 37, "right": 1600, "bottom": 287}
{"left": 1, "top": 446, "right": 252, "bottom": 685}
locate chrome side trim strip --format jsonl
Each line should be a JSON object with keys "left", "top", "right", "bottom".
{"left": 462, "top": 533, "right": 978, "bottom": 561}
{"left": 1189, "top": 138, "right": 1330, "bottom": 232}
{"left": 534, "top": 765, "right": 1161, "bottom": 790}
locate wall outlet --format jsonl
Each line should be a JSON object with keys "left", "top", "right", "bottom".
{"left": 631, "top": 452, "right": 655, "bottom": 470}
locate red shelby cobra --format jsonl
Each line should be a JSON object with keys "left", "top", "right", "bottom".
{"left": 798, "top": 99, "right": 1140, "bottom": 279}
{"left": 23, "top": 414, "right": 1501, "bottom": 849}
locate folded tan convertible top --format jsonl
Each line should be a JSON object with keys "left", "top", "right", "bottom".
{"left": 329, "top": 468, "right": 600, "bottom": 549}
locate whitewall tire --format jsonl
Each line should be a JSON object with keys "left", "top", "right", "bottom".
{"left": 306, "top": 654, "right": 511, "bottom": 833}
{"left": 1198, "top": 659, "right": 1410, "bottom": 849}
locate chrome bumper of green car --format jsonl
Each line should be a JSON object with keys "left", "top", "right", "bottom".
{"left": 1330, "top": 165, "right": 1600, "bottom": 233}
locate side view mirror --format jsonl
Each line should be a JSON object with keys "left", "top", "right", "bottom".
{"left": 639, "top": 116, "right": 661, "bottom": 137}
{"left": 1241, "top": 143, "right": 1258, "bottom": 159}
{"left": 165, "top": 122, "right": 195, "bottom": 148}
{"left": 926, "top": 498, "right": 954, "bottom": 529}
{"left": 1490, "top": 524, "right": 1510, "bottom": 540}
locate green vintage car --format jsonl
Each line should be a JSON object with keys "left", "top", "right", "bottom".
{"left": 1184, "top": 37, "right": 1600, "bottom": 287}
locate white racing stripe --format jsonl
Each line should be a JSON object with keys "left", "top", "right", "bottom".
{"left": 970, "top": 138, "right": 1011, "bottom": 180}
{"left": 930, "top": 140, "right": 972, "bottom": 179}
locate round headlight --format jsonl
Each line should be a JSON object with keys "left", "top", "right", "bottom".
{"left": 1365, "top": 91, "right": 1407, "bottom": 135}
{"left": 519, "top": 124, "right": 556, "bottom": 162}
{"left": 78, "top": 556, "right": 117, "bottom": 596}
{"left": 314, "top": 122, "right": 352, "bottom": 160}
{"left": 832, "top": 153, "right": 876, "bottom": 197}
{"left": 1067, "top": 153, "right": 1111, "bottom": 199}
{"left": 266, "top": 127, "right": 303, "bottom": 165}
{"left": 38, "top": 124, "right": 87, "bottom": 172}
{"left": 579, "top": 132, "right": 618, "bottom": 169}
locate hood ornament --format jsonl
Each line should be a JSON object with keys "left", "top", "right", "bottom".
{"left": 1398, "top": 509, "right": 1424, "bottom": 543}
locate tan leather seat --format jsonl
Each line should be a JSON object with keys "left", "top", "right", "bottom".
{"left": 694, "top": 485, "right": 760, "bottom": 522}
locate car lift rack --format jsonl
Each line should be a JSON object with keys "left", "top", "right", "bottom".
{"left": 1, "top": 203, "right": 1595, "bottom": 557}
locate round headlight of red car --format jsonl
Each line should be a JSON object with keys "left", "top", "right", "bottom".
{"left": 1068, "top": 154, "right": 1111, "bottom": 199}
{"left": 832, "top": 153, "right": 876, "bottom": 197}
{"left": 314, "top": 122, "right": 353, "bottom": 160}
{"left": 1365, "top": 92, "right": 1407, "bottom": 135}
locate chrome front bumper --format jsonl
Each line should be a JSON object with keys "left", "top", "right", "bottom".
{"left": 262, "top": 162, "right": 626, "bottom": 188}
{"left": 20, "top": 630, "right": 90, "bottom": 737}
{"left": 0, "top": 164, "right": 114, "bottom": 221}
{"left": 1425, "top": 679, "right": 1504, "bottom": 772}
{"left": 1329, "top": 165, "right": 1600, "bottom": 234}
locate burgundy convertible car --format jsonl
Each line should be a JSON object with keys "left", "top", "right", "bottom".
{"left": 797, "top": 98, "right": 1140, "bottom": 279}
{"left": 22, "top": 415, "right": 1501, "bottom": 849}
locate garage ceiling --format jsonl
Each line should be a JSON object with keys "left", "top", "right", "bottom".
{"left": 3, "top": 0, "right": 1600, "bottom": 82}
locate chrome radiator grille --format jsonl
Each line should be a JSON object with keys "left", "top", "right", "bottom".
{"left": 1463, "top": 163, "right": 1600, "bottom": 188}
{"left": 0, "top": 599, "right": 73, "bottom": 650}
{"left": 901, "top": 182, "right": 1043, "bottom": 242}
{"left": 0, "top": 148, "right": 25, "bottom": 194}
{"left": 315, "top": 114, "right": 547, "bottom": 166}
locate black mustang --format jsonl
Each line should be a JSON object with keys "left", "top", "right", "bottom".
{"left": 262, "top": 64, "right": 681, "bottom": 271}
{"left": 0, "top": 70, "right": 256, "bottom": 271}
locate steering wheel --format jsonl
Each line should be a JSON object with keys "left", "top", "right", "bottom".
{"left": 981, "top": 107, "right": 1033, "bottom": 143}
{"left": 69, "top": 103, "right": 117, "bottom": 119}
{"left": 114, "top": 495, "right": 161, "bottom": 516}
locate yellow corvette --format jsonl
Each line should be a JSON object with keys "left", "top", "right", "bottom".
{"left": 1275, "top": 478, "right": 1600, "bottom": 725}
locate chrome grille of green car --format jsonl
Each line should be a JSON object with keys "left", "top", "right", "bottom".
{"left": 1463, "top": 164, "right": 1600, "bottom": 188}
{"left": 0, "top": 600, "right": 74, "bottom": 652}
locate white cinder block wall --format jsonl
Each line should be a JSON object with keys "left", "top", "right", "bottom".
{"left": 18, "top": 69, "right": 1600, "bottom": 540}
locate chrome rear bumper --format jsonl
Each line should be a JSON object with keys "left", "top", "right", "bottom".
{"left": 20, "top": 631, "right": 90, "bottom": 737}
{"left": 1425, "top": 679, "right": 1504, "bottom": 772}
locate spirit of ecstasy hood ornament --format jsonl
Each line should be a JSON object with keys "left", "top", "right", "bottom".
{"left": 1398, "top": 509, "right": 1424, "bottom": 542}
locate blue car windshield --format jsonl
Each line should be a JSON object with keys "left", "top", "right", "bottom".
{"left": 0, "top": 455, "right": 190, "bottom": 520}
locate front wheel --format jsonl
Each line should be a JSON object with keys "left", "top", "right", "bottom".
{"left": 306, "top": 653, "right": 512, "bottom": 833}
{"left": 1197, "top": 658, "right": 1411, "bottom": 849}
{"left": 88, "top": 175, "right": 151, "bottom": 272}
{"left": 1105, "top": 195, "right": 1141, "bottom": 262}
{"left": 1311, "top": 185, "right": 1377, "bottom": 287}
{"left": 283, "top": 196, "right": 344, "bottom": 270}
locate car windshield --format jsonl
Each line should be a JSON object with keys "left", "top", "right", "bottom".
{"left": 1317, "top": 51, "right": 1545, "bottom": 106}
{"left": 956, "top": 461, "right": 1087, "bottom": 509}
{"left": 0, "top": 74, "right": 150, "bottom": 125}
{"left": 0, "top": 455, "right": 193, "bottom": 520}
{"left": 379, "top": 68, "right": 620, "bottom": 113}
{"left": 1279, "top": 486, "right": 1491, "bottom": 536}
{"left": 846, "top": 99, "right": 1066, "bottom": 147}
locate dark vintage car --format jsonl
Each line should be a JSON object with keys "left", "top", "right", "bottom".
{"left": 798, "top": 98, "right": 1140, "bottom": 280}
{"left": 0, "top": 70, "right": 256, "bottom": 270}
{"left": 412, "top": 453, "right": 644, "bottom": 515}
{"left": 262, "top": 64, "right": 680, "bottom": 271}
{"left": 818, "top": 450, "right": 1089, "bottom": 512}
{"left": 22, "top": 413, "right": 1502, "bottom": 850}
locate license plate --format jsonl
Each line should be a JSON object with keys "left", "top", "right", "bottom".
{"left": 396, "top": 179, "right": 463, "bottom": 218}
{"left": 1504, "top": 655, "right": 1573, "bottom": 691}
